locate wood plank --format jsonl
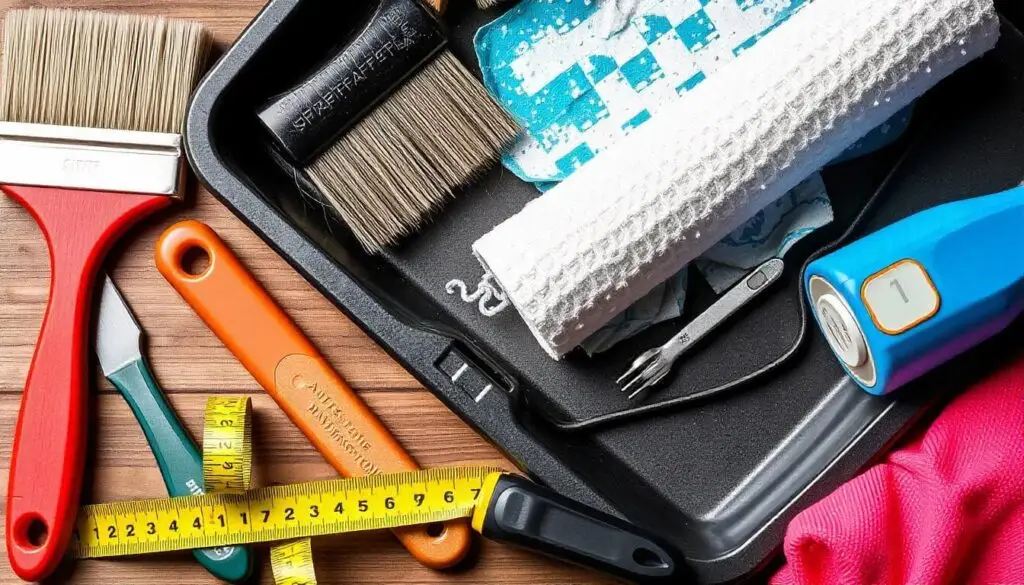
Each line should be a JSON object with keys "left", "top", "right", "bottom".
{"left": 8, "top": 539, "right": 610, "bottom": 585}
{"left": 0, "top": 190, "right": 420, "bottom": 394}
{"left": 0, "top": 1, "right": 609, "bottom": 582}
{"left": 0, "top": 394, "right": 509, "bottom": 477}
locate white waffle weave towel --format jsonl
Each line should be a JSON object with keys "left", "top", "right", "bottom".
{"left": 473, "top": 0, "right": 1000, "bottom": 359}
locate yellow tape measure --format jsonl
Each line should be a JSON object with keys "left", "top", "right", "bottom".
{"left": 69, "top": 397, "right": 498, "bottom": 585}
{"left": 202, "top": 397, "right": 252, "bottom": 495}
{"left": 270, "top": 539, "right": 319, "bottom": 585}
{"left": 69, "top": 466, "right": 494, "bottom": 557}
{"left": 203, "top": 397, "right": 310, "bottom": 583}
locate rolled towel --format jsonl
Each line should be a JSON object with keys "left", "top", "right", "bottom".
{"left": 473, "top": 0, "right": 1000, "bottom": 359}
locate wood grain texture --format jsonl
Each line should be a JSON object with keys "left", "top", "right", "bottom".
{"left": 0, "top": 1, "right": 612, "bottom": 583}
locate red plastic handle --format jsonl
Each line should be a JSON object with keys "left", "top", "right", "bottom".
{"left": 2, "top": 185, "right": 171, "bottom": 582}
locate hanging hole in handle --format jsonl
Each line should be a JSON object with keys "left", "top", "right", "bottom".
{"left": 15, "top": 515, "right": 49, "bottom": 549}
{"left": 425, "top": 522, "right": 446, "bottom": 538}
{"left": 180, "top": 245, "right": 212, "bottom": 277}
{"left": 632, "top": 546, "right": 669, "bottom": 569}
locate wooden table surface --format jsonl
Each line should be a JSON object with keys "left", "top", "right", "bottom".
{"left": 0, "top": 2, "right": 614, "bottom": 583}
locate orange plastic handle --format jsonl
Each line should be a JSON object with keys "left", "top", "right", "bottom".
{"left": 154, "top": 220, "right": 470, "bottom": 569}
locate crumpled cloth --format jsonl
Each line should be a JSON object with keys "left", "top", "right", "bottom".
{"left": 774, "top": 357, "right": 1024, "bottom": 585}
{"left": 475, "top": 0, "right": 815, "bottom": 187}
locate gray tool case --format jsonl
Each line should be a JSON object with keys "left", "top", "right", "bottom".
{"left": 184, "top": 1, "right": 1024, "bottom": 581}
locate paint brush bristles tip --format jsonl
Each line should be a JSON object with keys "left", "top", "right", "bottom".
{"left": 305, "top": 51, "right": 519, "bottom": 253}
{"left": 475, "top": 0, "right": 512, "bottom": 10}
{"left": 0, "top": 8, "right": 211, "bottom": 134}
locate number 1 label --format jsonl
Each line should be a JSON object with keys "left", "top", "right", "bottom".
{"left": 863, "top": 260, "right": 940, "bottom": 334}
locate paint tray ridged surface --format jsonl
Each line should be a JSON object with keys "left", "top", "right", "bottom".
{"left": 473, "top": 0, "right": 1000, "bottom": 359}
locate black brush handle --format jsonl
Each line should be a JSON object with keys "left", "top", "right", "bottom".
{"left": 476, "top": 474, "right": 688, "bottom": 584}
{"left": 257, "top": 0, "right": 447, "bottom": 165}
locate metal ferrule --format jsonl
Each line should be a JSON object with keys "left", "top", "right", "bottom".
{"left": 0, "top": 121, "right": 185, "bottom": 197}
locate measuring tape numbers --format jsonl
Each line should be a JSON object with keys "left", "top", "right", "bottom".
{"left": 69, "top": 396, "right": 498, "bottom": 583}
{"left": 70, "top": 466, "right": 494, "bottom": 557}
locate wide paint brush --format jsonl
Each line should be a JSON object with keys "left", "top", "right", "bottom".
{"left": 257, "top": 0, "right": 518, "bottom": 253}
{"left": 0, "top": 9, "right": 210, "bottom": 580}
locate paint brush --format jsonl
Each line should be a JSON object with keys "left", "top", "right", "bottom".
{"left": 0, "top": 9, "right": 210, "bottom": 580}
{"left": 257, "top": 0, "right": 518, "bottom": 253}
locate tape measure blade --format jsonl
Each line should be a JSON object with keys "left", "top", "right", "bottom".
{"left": 71, "top": 467, "right": 499, "bottom": 558}
{"left": 71, "top": 397, "right": 500, "bottom": 559}
{"left": 271, "top": 539, "right": 318, "bottom": 585}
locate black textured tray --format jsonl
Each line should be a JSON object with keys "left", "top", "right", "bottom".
{"left": 185, "top": 2, "right": 1024, "bottom": 582}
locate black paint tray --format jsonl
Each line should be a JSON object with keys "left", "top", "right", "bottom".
{"left": 185, "top": 2, "right": 1024, "bottom": 582}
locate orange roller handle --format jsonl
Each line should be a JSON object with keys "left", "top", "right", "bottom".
{"left": 154, "top": 220, "right": 471, "bottom": 569}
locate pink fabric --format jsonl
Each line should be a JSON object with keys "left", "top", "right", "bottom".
{"left": 773, "top": 358, "right": 1024, "bottom": 585}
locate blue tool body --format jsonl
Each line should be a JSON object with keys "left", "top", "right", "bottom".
{"left": 805, "top": 186, "right": 1024, "bottom": 395}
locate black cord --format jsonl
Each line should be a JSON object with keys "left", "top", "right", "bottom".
{"left": 529, "top": 139, "right": 921, "bottom": 434}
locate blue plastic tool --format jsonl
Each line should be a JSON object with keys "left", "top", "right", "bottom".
{"left": 805, "top": 186, "right": 1024, "bottom": 395}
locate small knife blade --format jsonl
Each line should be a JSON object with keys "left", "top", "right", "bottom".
{"left": 92, "top": 275, "right": 254, "bottom": 582}
{"left": 96, "top": 275, "right": 143, "bottom": 377}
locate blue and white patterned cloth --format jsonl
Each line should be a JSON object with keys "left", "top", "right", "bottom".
{"left": 476, "top": 0, "right": 816, "bottom": 187}
{"left": 474, "top": 0, "right": 909, "bottom": 353}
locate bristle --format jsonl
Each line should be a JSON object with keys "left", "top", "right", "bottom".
{"left": 306, "top": 51, "right": 519, "bottom": 253}
{"left": 474, "top": 0, "right": 508, "bottom": 10}
{"left": 0, "top": 8, "right": 211, "bottom": 134}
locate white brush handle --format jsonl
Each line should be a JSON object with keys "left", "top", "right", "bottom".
{"left": 473, "top": 0, "right": 1000, "bottom": 359}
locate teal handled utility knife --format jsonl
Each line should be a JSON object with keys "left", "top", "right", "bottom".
{"left": 96, "top": 276, "right": 253, "bottom": 583}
